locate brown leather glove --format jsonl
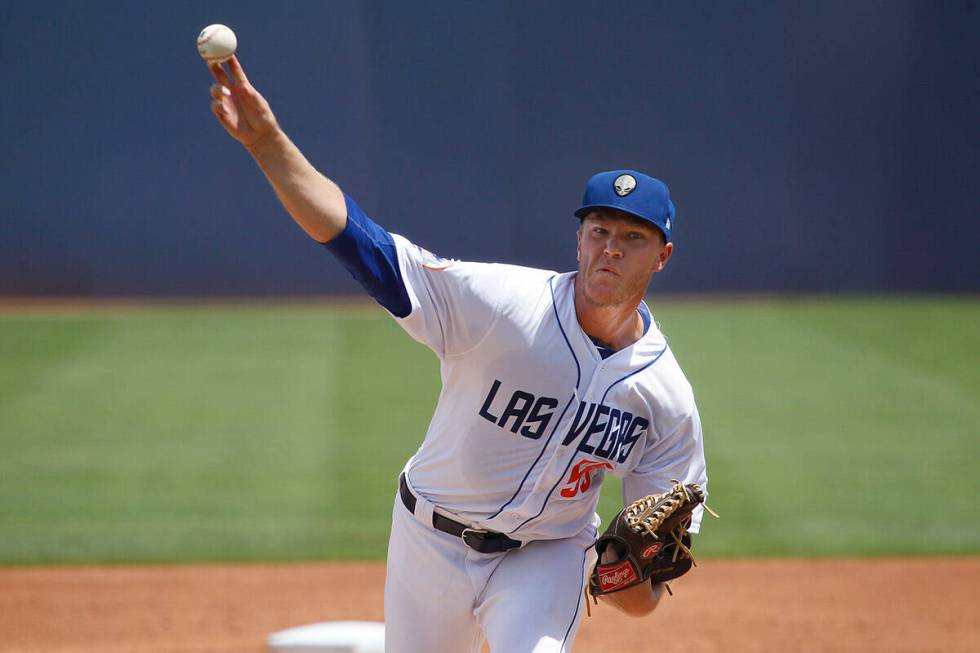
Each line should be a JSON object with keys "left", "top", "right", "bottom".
{"left": 588, "top": 481, "right": 714, "bottom": 597}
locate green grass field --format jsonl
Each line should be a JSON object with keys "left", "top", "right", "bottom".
{"left": 1, "top": 297, "right": 977, "bottom": 564}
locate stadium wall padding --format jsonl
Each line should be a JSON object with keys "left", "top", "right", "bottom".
{"left": 1, "top": 1, "right": 977, "bottom": 295}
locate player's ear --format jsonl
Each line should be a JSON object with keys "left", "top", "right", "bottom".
{"left": 652, "top": 242, "right": 673, "bottom": 273}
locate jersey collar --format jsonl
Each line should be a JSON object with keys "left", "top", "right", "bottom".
{"left": 552, "top": 272, "right": 667, "bottom": 369}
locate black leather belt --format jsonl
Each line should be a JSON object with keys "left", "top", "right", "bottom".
{"left": 399, "top": 473, "right": 522, "bottom": 554}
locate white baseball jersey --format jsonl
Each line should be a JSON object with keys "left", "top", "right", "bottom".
{"left": 389, "top": 234, "right": 708, "bottom": 543}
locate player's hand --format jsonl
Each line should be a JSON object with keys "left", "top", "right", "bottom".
{"left": 208, "top": 56, "right": 279, "bottom": 149}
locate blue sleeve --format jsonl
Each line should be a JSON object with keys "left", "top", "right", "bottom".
{"left": 322, "top": 194, "right": 412, "bottom": 318}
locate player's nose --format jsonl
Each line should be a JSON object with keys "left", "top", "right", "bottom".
{"left": 602, "top": 238, "right": 624, "bottom": 258}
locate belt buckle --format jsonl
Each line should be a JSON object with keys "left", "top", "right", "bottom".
{"left": 461, "top": 527, "right": 490, "bottom": 550}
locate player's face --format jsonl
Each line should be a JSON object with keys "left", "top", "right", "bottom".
{"left": 576, "top": 210, "right": 673, "bottom": 307}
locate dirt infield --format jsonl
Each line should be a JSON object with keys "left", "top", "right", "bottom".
{"left": 1, "top": 558, "right": 977, "bottom": 653}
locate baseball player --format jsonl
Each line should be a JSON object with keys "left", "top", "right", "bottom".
{"left": 207, "top": 56, "right": 707, "bottom": 652}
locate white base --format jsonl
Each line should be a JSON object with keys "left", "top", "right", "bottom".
{"left": 267, "top": 621, "right": 385, "bottom": 652}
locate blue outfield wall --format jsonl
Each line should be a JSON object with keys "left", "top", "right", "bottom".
{"left": 1, "top": 1, "right": 977, "bottom": 296}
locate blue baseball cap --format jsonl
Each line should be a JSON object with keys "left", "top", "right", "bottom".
{"left": 574, "top": 170, "right": 676, "bottom": 242}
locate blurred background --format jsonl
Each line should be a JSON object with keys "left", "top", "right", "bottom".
{"left": 0, "top": 1, "right": 977, "bottom": 565}
{"left": 2, "top": 0, "right": 977, "bottom": 295}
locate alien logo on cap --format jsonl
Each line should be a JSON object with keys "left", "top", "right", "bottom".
{"left": 613, "top": 174, "right": 637, "bottom": 197}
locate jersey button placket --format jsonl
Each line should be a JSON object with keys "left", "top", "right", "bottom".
{"left": 566, "top": 364, "right": 605, "bottom": 461}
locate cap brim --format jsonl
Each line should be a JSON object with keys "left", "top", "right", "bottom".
{"left": 574, "top": 203, "right": 652, "bottom": 224}
{"left": 573, "top": 203, "right": 670, "bottom": 240}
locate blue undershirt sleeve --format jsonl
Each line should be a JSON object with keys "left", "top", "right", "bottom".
{"left": 322, "top": 194, "right": 412, "bottom": 318}
{"left": 638, "top": 300, "right": 652, "bottom": 332}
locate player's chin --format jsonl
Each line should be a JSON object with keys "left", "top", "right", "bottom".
{"left": 582, "top": 280, "right": 625, "bottom": 307}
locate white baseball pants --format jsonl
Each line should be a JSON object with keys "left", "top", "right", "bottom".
{"left": 384, "top": 492, "right": 597, "bottom": 652}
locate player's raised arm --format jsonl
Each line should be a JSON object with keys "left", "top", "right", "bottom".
{"left": 207, "top": 56, "right": 346, "bottom": 243}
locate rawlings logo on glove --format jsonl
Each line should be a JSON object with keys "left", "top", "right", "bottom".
{"left": 596, "top": 560, "right": 639, "bottom": 592}
{"left": 587, "top": 481, "right": 718, "bottom": 605}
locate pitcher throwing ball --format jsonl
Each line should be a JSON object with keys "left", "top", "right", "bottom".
{"left": 206, "top": 55, "right": 709, "bottom": 652}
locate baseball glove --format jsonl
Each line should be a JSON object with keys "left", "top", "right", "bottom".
{"left": 587, "top": 481, "right": 716, "bottom": 602}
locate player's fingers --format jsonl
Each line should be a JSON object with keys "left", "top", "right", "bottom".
{"left": 208, "top": 61, "right": 234, "bottom": 87}
{"left": 211, "top": 99, "right": 236, "bottom": 131}
{"left": 210, "top": 83, "right": 231, "bottom": 100}
{"left": 226, "top": 55, "right": 250, "bottom": 86}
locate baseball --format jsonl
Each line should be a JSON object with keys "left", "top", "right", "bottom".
{"left": 197, "top": 24, "right": 237, "bottom": 63}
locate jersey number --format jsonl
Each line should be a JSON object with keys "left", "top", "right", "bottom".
{"left": 560, "top": 459, "right": 614, "bottom": 497}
